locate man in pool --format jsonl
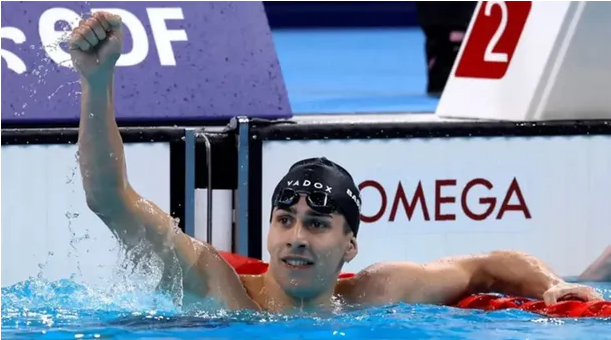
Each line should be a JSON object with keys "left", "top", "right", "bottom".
{"left": 580, "top": 246, "right": 611, "bottom": 282}
{"left": 70, "top": 12, "right": 603, "bottom": 312}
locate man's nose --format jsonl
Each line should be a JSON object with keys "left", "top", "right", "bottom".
{"left": 286, "top": 222, "right": 308, "bottom": 249}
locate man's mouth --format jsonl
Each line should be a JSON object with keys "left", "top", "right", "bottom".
{"left": 281, "top": 257, "right": 315, "bottom": 269}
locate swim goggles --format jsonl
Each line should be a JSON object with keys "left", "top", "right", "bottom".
{"left": 274, "top": 188, "right": 338, "bottom": 214}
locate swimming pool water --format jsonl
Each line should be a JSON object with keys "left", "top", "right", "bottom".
{"left": 2, "top": 278, "right": 609, "bottom": 340}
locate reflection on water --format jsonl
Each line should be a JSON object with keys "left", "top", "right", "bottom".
{"left": 2, "top": 277, "right": 610, "bottom": 340}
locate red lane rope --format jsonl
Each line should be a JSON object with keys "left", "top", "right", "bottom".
{"left": 218, "top": 251, "right": 610, "bottom": 318}
{"left": 455, "top": 293, "right": 611, "bottom": 318}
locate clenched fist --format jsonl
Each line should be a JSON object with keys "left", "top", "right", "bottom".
{"left": 69, "top": 11, "right": 124, "bottom": 83}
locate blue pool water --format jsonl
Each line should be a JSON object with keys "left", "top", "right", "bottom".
{"left": 2, "top": 278, "right": 609, "bottom": 340}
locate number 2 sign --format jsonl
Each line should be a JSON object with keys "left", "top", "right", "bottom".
{"left": 455, "top": 1, "right": 532, "bottom": 79}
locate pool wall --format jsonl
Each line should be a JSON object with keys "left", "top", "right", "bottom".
{"left": 3, "top": 117, "right": 611, "bottom": 287}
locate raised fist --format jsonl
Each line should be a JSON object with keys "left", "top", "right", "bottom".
{"left": 69, "top": 11, "right": 124, "bottom": 83}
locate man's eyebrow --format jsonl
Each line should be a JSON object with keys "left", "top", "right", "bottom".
{"left": 277, "top": 206, "right": 296, "bottom": 214}
{"left": 305, "top": 210, "right": 332, "bottom": 219}
{"left": 275, "top": 207, "right": 332, "bottom": 218}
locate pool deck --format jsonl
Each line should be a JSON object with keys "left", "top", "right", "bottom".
{"left": 272, "top": 28, "right": 440, "bottom": 115}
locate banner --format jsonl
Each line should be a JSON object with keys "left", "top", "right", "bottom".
{"left": 260, "top": 136, "right": 611, "bottom": 277}
{"left": 1, "top": 1, "right": 292, "bottom": 125}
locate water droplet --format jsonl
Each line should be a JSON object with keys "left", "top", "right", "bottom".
{"left": 172, "top": 218, "right": 182, "bottom": 234}
{"left": 64, "top": 211, "right": 80, "bottom": 219}
{"left": 109, "top": 153, "right": 115, "bottom": 157}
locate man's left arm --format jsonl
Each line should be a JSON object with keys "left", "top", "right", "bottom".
{"left": 353, "top": 250, "right": 603, "bottom": 306}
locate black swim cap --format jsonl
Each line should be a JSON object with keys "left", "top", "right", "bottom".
{"left": 270, "top": 157, "right": 362, "bottom": 236}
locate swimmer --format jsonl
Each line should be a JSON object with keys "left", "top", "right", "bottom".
{"left": 580, "top": 246, "right": 611, "bottom": 282}
{"left": 70, "top": 12, "right": 603, "bottom": 312}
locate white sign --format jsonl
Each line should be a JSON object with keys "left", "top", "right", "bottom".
{"left": 1, "top": 143, "right": 171, "bottom": 288}
{"left": 261, "top": 136, "right": 611, "bottom": 277}
{"left": 194, "top": 189, "right": 234, "bottom": 252}
{"left": 436, "top": 1, "right": 611, "bottom": 121}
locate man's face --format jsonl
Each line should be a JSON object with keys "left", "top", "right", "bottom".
{"left": 267, "top": 195, "right": 358, "bottom": 299}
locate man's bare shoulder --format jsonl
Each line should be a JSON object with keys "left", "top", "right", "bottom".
{"left": 334, "top": 262, "right": 426, "bottom": 304}
{"left": 239, "top": 274, "right": 265, "bottom": 290}
{"left": 238, "top": 274, "right": 266, "bottom": 308}
{"left": 352, "top": 261, "right": 426, "bottom": 282}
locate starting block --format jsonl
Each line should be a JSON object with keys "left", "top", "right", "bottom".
{"left": 436, "top": 1, "right": 611, "bottom": 121}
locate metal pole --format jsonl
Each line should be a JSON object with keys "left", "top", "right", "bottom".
{"left": 183, "top": 128, "right": 196, "bottom": 237}
{"left": 236, "top": 117, "right": 250, "bottom": 256}
{"left": 199, "top": 132, "right": 213, "bottom": 245}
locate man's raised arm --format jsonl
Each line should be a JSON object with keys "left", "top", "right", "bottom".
{"left": 70, "top": 12, "right": 253, "bottom": 309}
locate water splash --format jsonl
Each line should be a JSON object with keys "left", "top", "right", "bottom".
{"left": 2, "top": 279, "right": 611, "bottom": 340}
{"left": 36, "top": 252, "right": 56, "bottom": 281}
{"left": 14, "top": 20, "right": 82, "bottom": 118}
{"left": 64, "top": 151, "right": 85, "bottom": 279}
{"left": 47, "top": 80, "right": 81, "bottom": 101}
{"left": 2, "top": 241, "right": 186, "bottom": 329}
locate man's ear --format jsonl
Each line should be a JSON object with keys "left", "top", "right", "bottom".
{"left": 344, "top": 236, "right": 358, "bottom": 263}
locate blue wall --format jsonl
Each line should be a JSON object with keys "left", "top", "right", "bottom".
{"left": 264, "top": 1, "right": 420, "bottom": 29}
